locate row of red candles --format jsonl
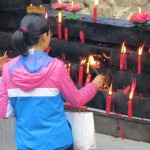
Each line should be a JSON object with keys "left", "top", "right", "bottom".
{"left": 65, "top": 61, "right": 136, "bottom": 120}
{"left": 58, "top": 26, "right": 144, "bottom": 75}
{"left": 58, "top": 24, "right": 85, "bottom": 43}
{"left": 120, "top": 43, "right": 144, "bottom": 74}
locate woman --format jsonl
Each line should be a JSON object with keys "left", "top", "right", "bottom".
{"left": 0, "top": 13, "right": 105, "bottom": 150}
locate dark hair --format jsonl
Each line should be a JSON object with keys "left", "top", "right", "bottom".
{"left": 12, "top": 13, "right": 50, "bottom": 56}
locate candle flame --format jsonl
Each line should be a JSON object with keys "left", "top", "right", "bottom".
{"left": 30, "top": 4, "right": 33, "bottom": 6}
{"left": 94, "top": 0, "right": 99, "bottom": 5}
{"left": 59, "top": 0, "right": 61, "bottom": 4}
{"left": 68, "top": 63, "right": 71, "bottom": 67}
{"left": 129, "top": 91, "right": 134, "bottom": 100}
{"left": 138, "top": 45, "right": 144, "bottom": 56}
{"left": 121, "top": 42, "right": 126, "bottom": 53}
{"left": 86, "top": 55, "right": 99, "bottom": 74}
{"left": 81, "top": 59, "right": 86, "bottom": 65}
{"left": 138, "top": 6, "right": 141, "bottom": 15}
{"left": 58, "top": 11, "right": 62, "bottom": 23}
{"left": 72, "top": 0, "right": 74, "bottom": 6}
{"left": 45, "top": 12, "right": 48, "bottom": 19}
{"left": 108, "top": 83, "right": 112, "bottom": 95}
{"left": 89, "top": 55, "right": 96, "bottom": 65}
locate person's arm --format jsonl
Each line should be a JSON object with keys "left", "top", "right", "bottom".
{"left": 58, "top": 62, "right": 104, "bottom": 107}
{"left": 0, "top": 64, "right": 14, "bottom": 119}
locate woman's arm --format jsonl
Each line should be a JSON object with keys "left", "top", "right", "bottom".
{"left": 58, "top": 62, "right": 104, "bottom": 107}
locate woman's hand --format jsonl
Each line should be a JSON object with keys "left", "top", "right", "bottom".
{"left": 92, "top": 74, "right": 105, "bottom": 88}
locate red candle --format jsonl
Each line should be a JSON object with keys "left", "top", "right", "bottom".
{"left": 138, "top": 55, "right": 141, "bottom": 74}
{"left": 58, "top": 23, "right": 62, "bottom": 39}
{"left": 78, "top": 66, "right": 84, "bottom": 85}
{"left": 124, "top": 54, "right": 127, "bottom": 70}
{"left": 128, "top": 91, "right": 133, "bottom": 120}
{"left": 79, "top": 31, "right": 85, "bottom": 44}
{"left": 93, "top": 6, "right": 97, "bottom": 23}
{"left": 106, "top": 95, "right": 112, "bottom": 115}
{"left": 81, "top": 31, "right": 85, "bottom": 44}
{"left": 64, "top": 27, "right": 68, "bottom": 41}
{"left": 58, "top": 11, "right": 62, "bottom": 39}
{"left": 106, "top": 84, "right": 112, "bottom": 115}
{"left": 131, "top": 78, "right": 136, "bottom": 94}
{"left": 128, "top": 100, "right": 132, "bottom": 120}
{"left": 137, "top": 45, "right": 143, "bottom": 74}
{"left": 93, "top": 0, "right": 98, "bottom": 23}
{"left": 120, "top": 53, "right": 125, "bottom": 71}
{"left": 85, "top": 74, "right": 91, "bottom": 85}
{"left": 120, "top": 42, "right": 127, "bottom": 70}
{"left": 45, "top": 46, "right": 51, "bottom": 54}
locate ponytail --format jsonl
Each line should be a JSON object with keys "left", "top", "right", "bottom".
{"left": 12, "top": 29, "right": 28, "bottom": 56}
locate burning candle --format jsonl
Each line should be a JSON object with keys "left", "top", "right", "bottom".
{"left": 128, "top": 91, "right": 133, "bottom": 120}
{"left": 93, "top": 0, "right": 98, "bottom": 23}
{"left": 64, "top": 27, "right": 68, "bottom": 42}
{"left": 78, "top": 59, "right": 86, "bottom": 85}
{"left": 68, "top": 63, "right": 71, "bottom": 75}
{"left": 138, "top": 45, "right": 144, "bottom": 74}
{"left": 36, "top": 5, "right": 46, "bottom": 14}
{"left": 120, "top": 42, "right": 127, "bottom": 71}
{"left": 130, "top": 6, "right": 150, "bottom": 24}
{"left": 58, "top": 11, "right": 62, "bottom": 39}
{"left": 27, "top": 4, "right": 36, "bottom": 13}
{"left": 106, "top": 83, "right": 112, "bottom": 115}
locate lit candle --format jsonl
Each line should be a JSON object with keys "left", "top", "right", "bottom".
{"left": 78, "top": 59, "right": 86, "bottom": 85}
{"left": 78, "top": 65, "right": 84, "bottom": 85}
{"left": 128, "top": 91, "right": 133, "bottom": 120}
{"left": 106, "top": 83, "right": 112, "bottom": 115}
{"left": 68, "top": 63, "right": 71, "bottom": 75}
{"left": 138, "top": 45, "right": 144, "bottom": 74}
{"left": 93, "top": 0, "right": 98, "bottom": 23}
{"left": 27, "top": 4, "right": 36, "bottom": 13}
{"left": 64, "top": 27, "right": 68, "bottom": 42}
{"left": 120, "top": 42, "right": 127, "bottom": 71}
{"left": 36, "top": 5, "right": 46, "bottom": 14}
{"left": 58, "top": 11, "right": 62, "bottom": 39}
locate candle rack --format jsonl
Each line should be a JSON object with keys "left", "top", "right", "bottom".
{"left": 0, "top": 4, "right": 150, "bottom": 143}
